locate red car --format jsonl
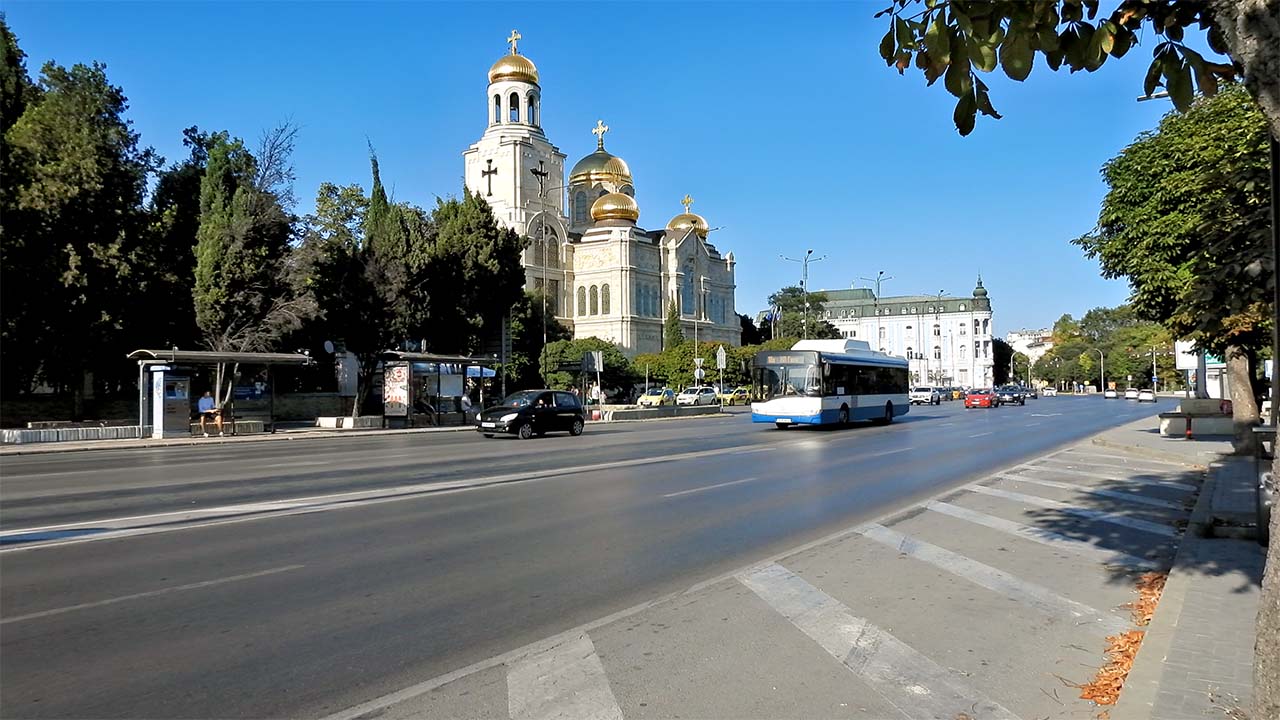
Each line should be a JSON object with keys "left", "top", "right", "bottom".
{"left": 964, "top": 388, "right": 1000, "bottom": 409}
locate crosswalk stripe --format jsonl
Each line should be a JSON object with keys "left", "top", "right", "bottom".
{"left": 924, "top": 501, "right": 1159, "bottom": 570}
{"left": 856, "top": 523, "right": 1129, "bottom": 633}
{"left": 507, "top": 633, "right": 623, "bottom": 720}
{"left": 964, "top": 484, "right": 1180, "bottom": 537}
{"left": 1020, "top": 464, "right": 1198, "bottom": 491}
{"left": 1056, "top": 449, "right": 1185, "bottom": 467}
{"left": 738, "top": 563, "right": 1021, "bottom": 720}
{"left": 996, "top": 474, "right": 1187, "bottom": 510}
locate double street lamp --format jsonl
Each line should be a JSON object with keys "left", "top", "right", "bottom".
{"left": 859, "top": 271, "right": 892, "bottom": 350}
{"left": 781, "top": 249, "right": 827, "bottom": 340}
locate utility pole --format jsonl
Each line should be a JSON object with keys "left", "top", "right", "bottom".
{"left": 781, "top": 249, "right": 827, "bottom": 339}
{"left": 530, "top": 160, "right": 566, "bottom": 385}
{"left": 859, "top": 271, "right": 892, "bottom": 350}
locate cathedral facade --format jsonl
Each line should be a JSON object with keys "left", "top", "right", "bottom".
{"left": 461, "top": 31, "right": 740, "bottom": 357}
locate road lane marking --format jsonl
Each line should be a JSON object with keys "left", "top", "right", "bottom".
{"left": 507, "top": 633, "right": 622, "bottom": 720}
{"left": 924, "top": 501, "right": 1159, "bottom": 570}
{"left": 738, "top": 563, "right": 1020, "bottom": 720}
{"left": 856, "top": 523, "right": 1128, "bottom": 633}
{"left": 964, "top": 484, "right": 1179, "bottom": 537}
{"left": 0, "top": 565, "right": 303, "bottom": 624}
{"left": 663, "top": 477, "right": 757, "bottom": 498}
{"left": 968, "top": 431, "right": 993, "bottom": 438}
{"left": 1025, "top": 422, "right": 1042, "bottom": 427}
{"left": 866, "top": 446, "right": 914, "bottom": 458}
{"left": 1020, "top": 464, "right": 1198, "bottom": 491}
{"left": 996, "top": 474, "right": 1186, "bottom": 510}
{"left": 0, "top": 446, "right": 773, "bottom": 552}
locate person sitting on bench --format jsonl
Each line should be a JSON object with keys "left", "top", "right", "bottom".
{"left": 197, "top": 391, "right": 224, "bottom": 437}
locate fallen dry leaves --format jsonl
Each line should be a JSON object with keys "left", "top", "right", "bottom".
{"left": 1079, "top": 630, "right": 1146, "bottom": 705}
{"left": 1123, "top": 572, "right": 1168, "bottom": 626}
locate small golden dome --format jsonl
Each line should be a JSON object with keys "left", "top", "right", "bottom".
{"left": 570, "top": 149, "right": 632, "bottom": 186}
{"left": 667, "top": 212, "right": 709, "bottom": 238}
{"left": 590, "top": 192, "right": 640, "bottom": 222}
{"left": 489, "top": 52, "right": 539, "bottom": 85}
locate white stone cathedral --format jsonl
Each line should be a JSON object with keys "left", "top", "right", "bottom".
{"left": 461, "top": 31, "right": 741, "bottom": 357}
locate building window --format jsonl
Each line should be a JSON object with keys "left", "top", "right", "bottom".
{"left": 577, "top": 287, "right": 587, "bottom": 316}
{"left": 573, "top": 191, "right": 588, "bottom": 224}
{"left": 974, "top": 319, "right": 980, "bottom": 334}
{"left": 493, "top": 94, "right": 501, "bottom": 123}
{"left": 681, "top": 270, "right": 694, "bottom": 315}
{"left": 509, "top": 92, "right": 520, "bottom": 123}
{"left": 974, "top": 341, "right": 980, "bottom": 356}
{"left": 527, "top": 94, "right": 537, "bottom": 125}
{"left": 934, "top": 346, "right": 941, "bottom": 360}
{"left": 982, "top": 318, "right": 990, "bottom": 334}
{"left": 601, "top": 284, "right": 610, "bottom": 314}
{"left": 911, "top": 306, "right": 917, "bottom": 314}
{"left": 959, "top": 303, "right": 966, "bottom": 311}
{"left": 905, "top": 325, "right": 912, "bottom": 332}
{"left": 879, "top": 327, "right": 886, "bottom": 339}
{"left": 906, "top": 346, "right": 913, "bottom": 358}
{"left": 933, "top": 323, "right": 940, "bottom": 337}
{"left": 983, "top": 340, "right": 990, "bottom": 357}
{"left": 589, "top": 285, "right": 599, "bottom": 315}
{"left": 960, "top": 323, "right": 967, "bottom": 335}
{"left": 960, "top": 345, "right": 967, "bottom": 360}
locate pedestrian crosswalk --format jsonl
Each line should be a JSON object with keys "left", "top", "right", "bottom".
{"left": 324, "top": 444, "right": 1202, "bottom": 720}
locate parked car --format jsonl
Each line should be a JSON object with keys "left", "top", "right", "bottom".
{"left": 995, "top": 385, "right": 1026, "bottom": 406}
{"left": 476, "top": 389, "right": 585, "bottom": 439}
{"left": 719, "top": 386, "right": 751, "bottom": 406}
{"left": 964, "top": 388, "right": 999, "bottom": 408}
{"left": 1138, "top": 389, "right": 1157, "bottom": 403}
{"left": 1104, "top": 388, "right": 1119, "bottom": 399}
{"left": 677, "top": 386, "right": 719, "bottom": 406}
{"left": 1125, "top": 387, "right": 1140, "bottom": 400}
{"left": 910, "top": 386, "right": 942, "bottom": 405}
{"left": 1043, "top": 387, "right": 1058, "bottom": 397}
{"left": 637, "top": 387, "right": 675, "bottom": 407}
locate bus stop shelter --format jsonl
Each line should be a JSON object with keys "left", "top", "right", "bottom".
{"left": 379, "top": 351, "right": 499, "bottom": 428}
{"left": 127, "top": 349, "right": 311, "bottom": 438}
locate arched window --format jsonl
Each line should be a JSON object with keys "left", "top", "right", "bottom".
{"left": 589, "top": 285, "right": 599, "bottom": 315}
{"left": 934, "top": 346, "right": 941, "bottom": 360}
{"left": 509, "top": 92, "right": 520, "bottom": 123}
{"left": 960, "top": 344, "right": 968, "bottom": 360}
{"left": 527, "top": 94, "right": 537, "bottom": 125}
{"left": 974, "top": 319, "right": 980, "bottom": 333}
{"left": 619, "top": 184, "right": 634, "bottom": 196}
{"left": 681, "top": 270, "right": 694, "bottom": 315}
{"left": 573, "top": 192, "right": 588, "bottom": 224}
{"left": 959, "top": 303, "right": 966, "bottom": 311}
{"left": 933, "top": 323, "right": 941, "bottom": 337}
{"left": 982, "top": 318, "right": 990, "bottom": 333}
{"left": 906, "top": 346, "right": 913, "bottom": 358}
{"left": 493, "top": 94, "right": 500, "bottom": 123}
{"left": 577, "top": 287, "right": 587, "bottom": 317}
{"left": 911, "top": 306, "right": 917, "bottom": 314}
{"left": 601, "top": 284, "right": 610, "bottom": 314}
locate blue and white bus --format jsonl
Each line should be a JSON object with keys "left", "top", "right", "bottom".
{"left": 751, "top": 340, "right": 910, "bottom": 428}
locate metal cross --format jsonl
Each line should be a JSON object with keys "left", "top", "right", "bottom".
{"left": 591, "top": 120, "right": 609, "bottom": 149}
{"left": 681, "top": 194, "right": 694, "bottom": 213}
{"left": 482, "top": 159, "right": 497, "bottom": 196}
{"left": 507, "top": 29, "right": 521, "bottom": 54}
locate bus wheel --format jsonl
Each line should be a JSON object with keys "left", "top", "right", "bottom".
{"left": 838, "top": 405, "right": 849, "bottom": 426}
{"left": 775, "top": 422, "right": 790, "bottom": 430}
{"left": 880, "top": 403, "right": 894, "bottom": 425}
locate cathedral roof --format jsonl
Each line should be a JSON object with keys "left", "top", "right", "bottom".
{"left": 489, "top": 30, "right": 539, "bottom": 84}
{"left": 666, "top": 194, "right": 709, "bottom": 238}
{"left": 570, "top": 120, "right": 632, "bottom": 186}
{"left": 590, "top": 192, "right": 640, "bottom": 223}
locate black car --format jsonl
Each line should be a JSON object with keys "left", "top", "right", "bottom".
{"left": 995, "top": 385, "right": 1026, "bottom": 405}
{"left": 476, "top": 389, "right": 586, "bottom": 439}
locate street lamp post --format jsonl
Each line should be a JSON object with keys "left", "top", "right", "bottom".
{"left": 782, "top": 249, "right": 827, "bottom": 340}
{"left": 859, "top": 271, "right": 893, "bottom": 349}
{"left": 529, "top": 161, "right": 568, "bottom": 385}
{"left": 1090, "top": 348, "right": 1106, "bottom": 393}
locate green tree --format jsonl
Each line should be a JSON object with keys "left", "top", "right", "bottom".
{"left": 540, "top": 337, "right": 634, "bottom": 393}
{"left": 768, "top": 286, "right": 840, "bottom": 339}
{"left": 193, "top": 125, "right": 314, "bottom": 400}
{"left": 505, "top": 289, "right": 571, "bottom": 390}
{"left": 1074, "top": 85, "right": 1271, "bottom": 449}
{"left": 739, "top": 313, "right": 764, "bottom": 345}
{"left": 4, "top": 59, "right": 160, "bottom": 413}
{"left": 992, "top": 338, "right": 1013, "bottom": 385}
{"left": 876, "top": 1, "right": 1280, "bottom": 138}
{"left": 663, "top": 300, "right": 684, "bottom": 350}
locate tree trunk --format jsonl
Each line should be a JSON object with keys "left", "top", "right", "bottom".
{"left": 1259, "top": 462, "right": 1280, "bottom": 720}
{"left": 1209, "top": 0, "right": 1280, "bottom": 140}
{"left": 71, "top": 369, "right": 85, "bottom": 421}
{"left": 1227, "top": 346, "right": 1260, "bottom": 454}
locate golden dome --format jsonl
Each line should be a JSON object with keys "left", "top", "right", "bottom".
{"left": 489, "top": 52, "right": 539, "bottom": 84}
{"left": 667, "top": 212, "right": 709, "bottom": 238}
{"left": 590, "top": 192, "right": 640, "bottom": 222}
{"left": 569, "top": 149, "right": 632, "bottom": 186}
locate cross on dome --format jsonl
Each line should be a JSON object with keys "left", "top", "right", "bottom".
{"left": 507, "top": 29, "right": 521, "bottom": 54}
{"left": 681, "top": 194, "right": 694, "bottom": 212}
{"left": 592, "top": 120, "right": 609, "bottom": 149}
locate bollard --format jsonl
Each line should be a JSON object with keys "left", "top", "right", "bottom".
{"left": 1185, "top": 415, "right": 1193, "bottom": 440}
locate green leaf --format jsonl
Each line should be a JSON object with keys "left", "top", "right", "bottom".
{"left": 1037, "top": 27, "right": 1061, "bottom": 52}
{"left": 945, "top": 55, "right": 973, "bottom": 98}
{"left": 967, "top": 35, "right": 998, "bottom": 72}
{"left": 925, "top": 15, "right": 950, "bottom": 65}
{"left": 1143, "top": 58, "right": 1162, "bottom": 97}
{"left": 895, "top": 17, "right": 913, "bottom": 49}
{"left": 999, "top": 30, "right": 1033, "bottom": 81}
{"left": 1045, "top": 47, "right": 1066, "bottom": 71}
{"left": 953, "top": 90, "right": 977, "bottom": 136}
{"left": 879, "top": 26, "right": 896, "bottom": 62}
{"left": 975, "top": 78, "right": 1002, "bottom": 119}
{"left": 1110, "top": 28, "right": 1134, "bottom": 58}
{"left": 1096, "top": 21, "right": 1115, "bottom": 55}
{"left": 1167, "top": 59, "right": 1193, "bottom": 110}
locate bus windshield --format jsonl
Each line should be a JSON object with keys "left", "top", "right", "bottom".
{"left": 754, "top": 363, "right": 822, "bottom": 400}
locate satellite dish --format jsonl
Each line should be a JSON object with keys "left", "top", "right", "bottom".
{"left": 323, "top": 340, "right": 335, "bottom": 354}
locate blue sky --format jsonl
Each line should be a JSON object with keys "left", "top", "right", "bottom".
{"left": 7, "top": 1, "right": 1184, "bottom": 334}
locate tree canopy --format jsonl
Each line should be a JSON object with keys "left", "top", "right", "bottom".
{"left": 767, "top": 286, "right": 841, "bottom": 340}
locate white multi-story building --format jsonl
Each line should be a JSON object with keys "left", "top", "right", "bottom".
{"left": 1006, "top": 329, "right": 1055, "bottom": 366}
{"left": 809, "top": 278, "right": 996, "bottom": 388}
{"left": 461, "top": 31, "right": 740, "bottom": 356}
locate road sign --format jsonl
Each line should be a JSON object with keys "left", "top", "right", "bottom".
{"left": 694, "top": 368, "right": 705, "bottom": 380}
{"left": 694, "top": 357, "right": 704, "bottom": 368}
{"left": 716, "top": 345, "right": 726, "bottom": 370}
{"left": 582, "top": 351, "right": 604, "bottom": 373}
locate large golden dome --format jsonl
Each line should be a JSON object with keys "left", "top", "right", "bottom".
{"left": 570, "top": 149, "right": 632, "bottom": 186}
{"left": 590, "top": 192, "right": 640, "bottom": 222}
{"left": 489, "top": 52, "right": 539, "bottom": 84}
{"left": 666, "top": 195, "right": 709, "bottom": 238}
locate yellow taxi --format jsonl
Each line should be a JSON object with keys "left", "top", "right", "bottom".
{"left": 719, "top": 386, "right": 751, "bottom": 406}
{"left": 637, "top": 387, "right": 675, "bottom": 407}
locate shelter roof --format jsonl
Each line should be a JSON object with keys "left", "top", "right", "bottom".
{"left": 127, "top": 349, "right": 311, "bottom": 365}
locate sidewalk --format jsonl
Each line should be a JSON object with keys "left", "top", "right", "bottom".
{"left": 1104, "top": 418, "right": 1268, "bottom": 720}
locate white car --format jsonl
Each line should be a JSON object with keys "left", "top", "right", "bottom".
{"left": 1043, "top": 387, "right": 1058, "bottom": 397}
{"left": 1104, "top": 389, "right": 1119, "bottom": 399}
{"left": 1124, "top": 388, "right": 1140, "bottom": 400}
{"left": 909, "top": 386, "right": 941, "bottom": 405}
{"left": 676, "top": 386, "right": 719, "bottom": 406}
{"left": 1138, "top": 389, "right": 1157, "bottom": 403}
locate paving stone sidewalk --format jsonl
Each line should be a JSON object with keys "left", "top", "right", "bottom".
{"left": 1106, "top": 417, "right": 1268, "bottom": 720}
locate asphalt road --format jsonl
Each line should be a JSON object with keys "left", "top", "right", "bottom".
{"left": 0, "top": 395, "right": 1176, "bottom": 718}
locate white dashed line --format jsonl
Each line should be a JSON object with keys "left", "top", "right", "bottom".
{"left": 969, "top": 431, "right": 994, "bottom": 438}
{"left": 663, "top": 477, "right": 757, "bottom": 498}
